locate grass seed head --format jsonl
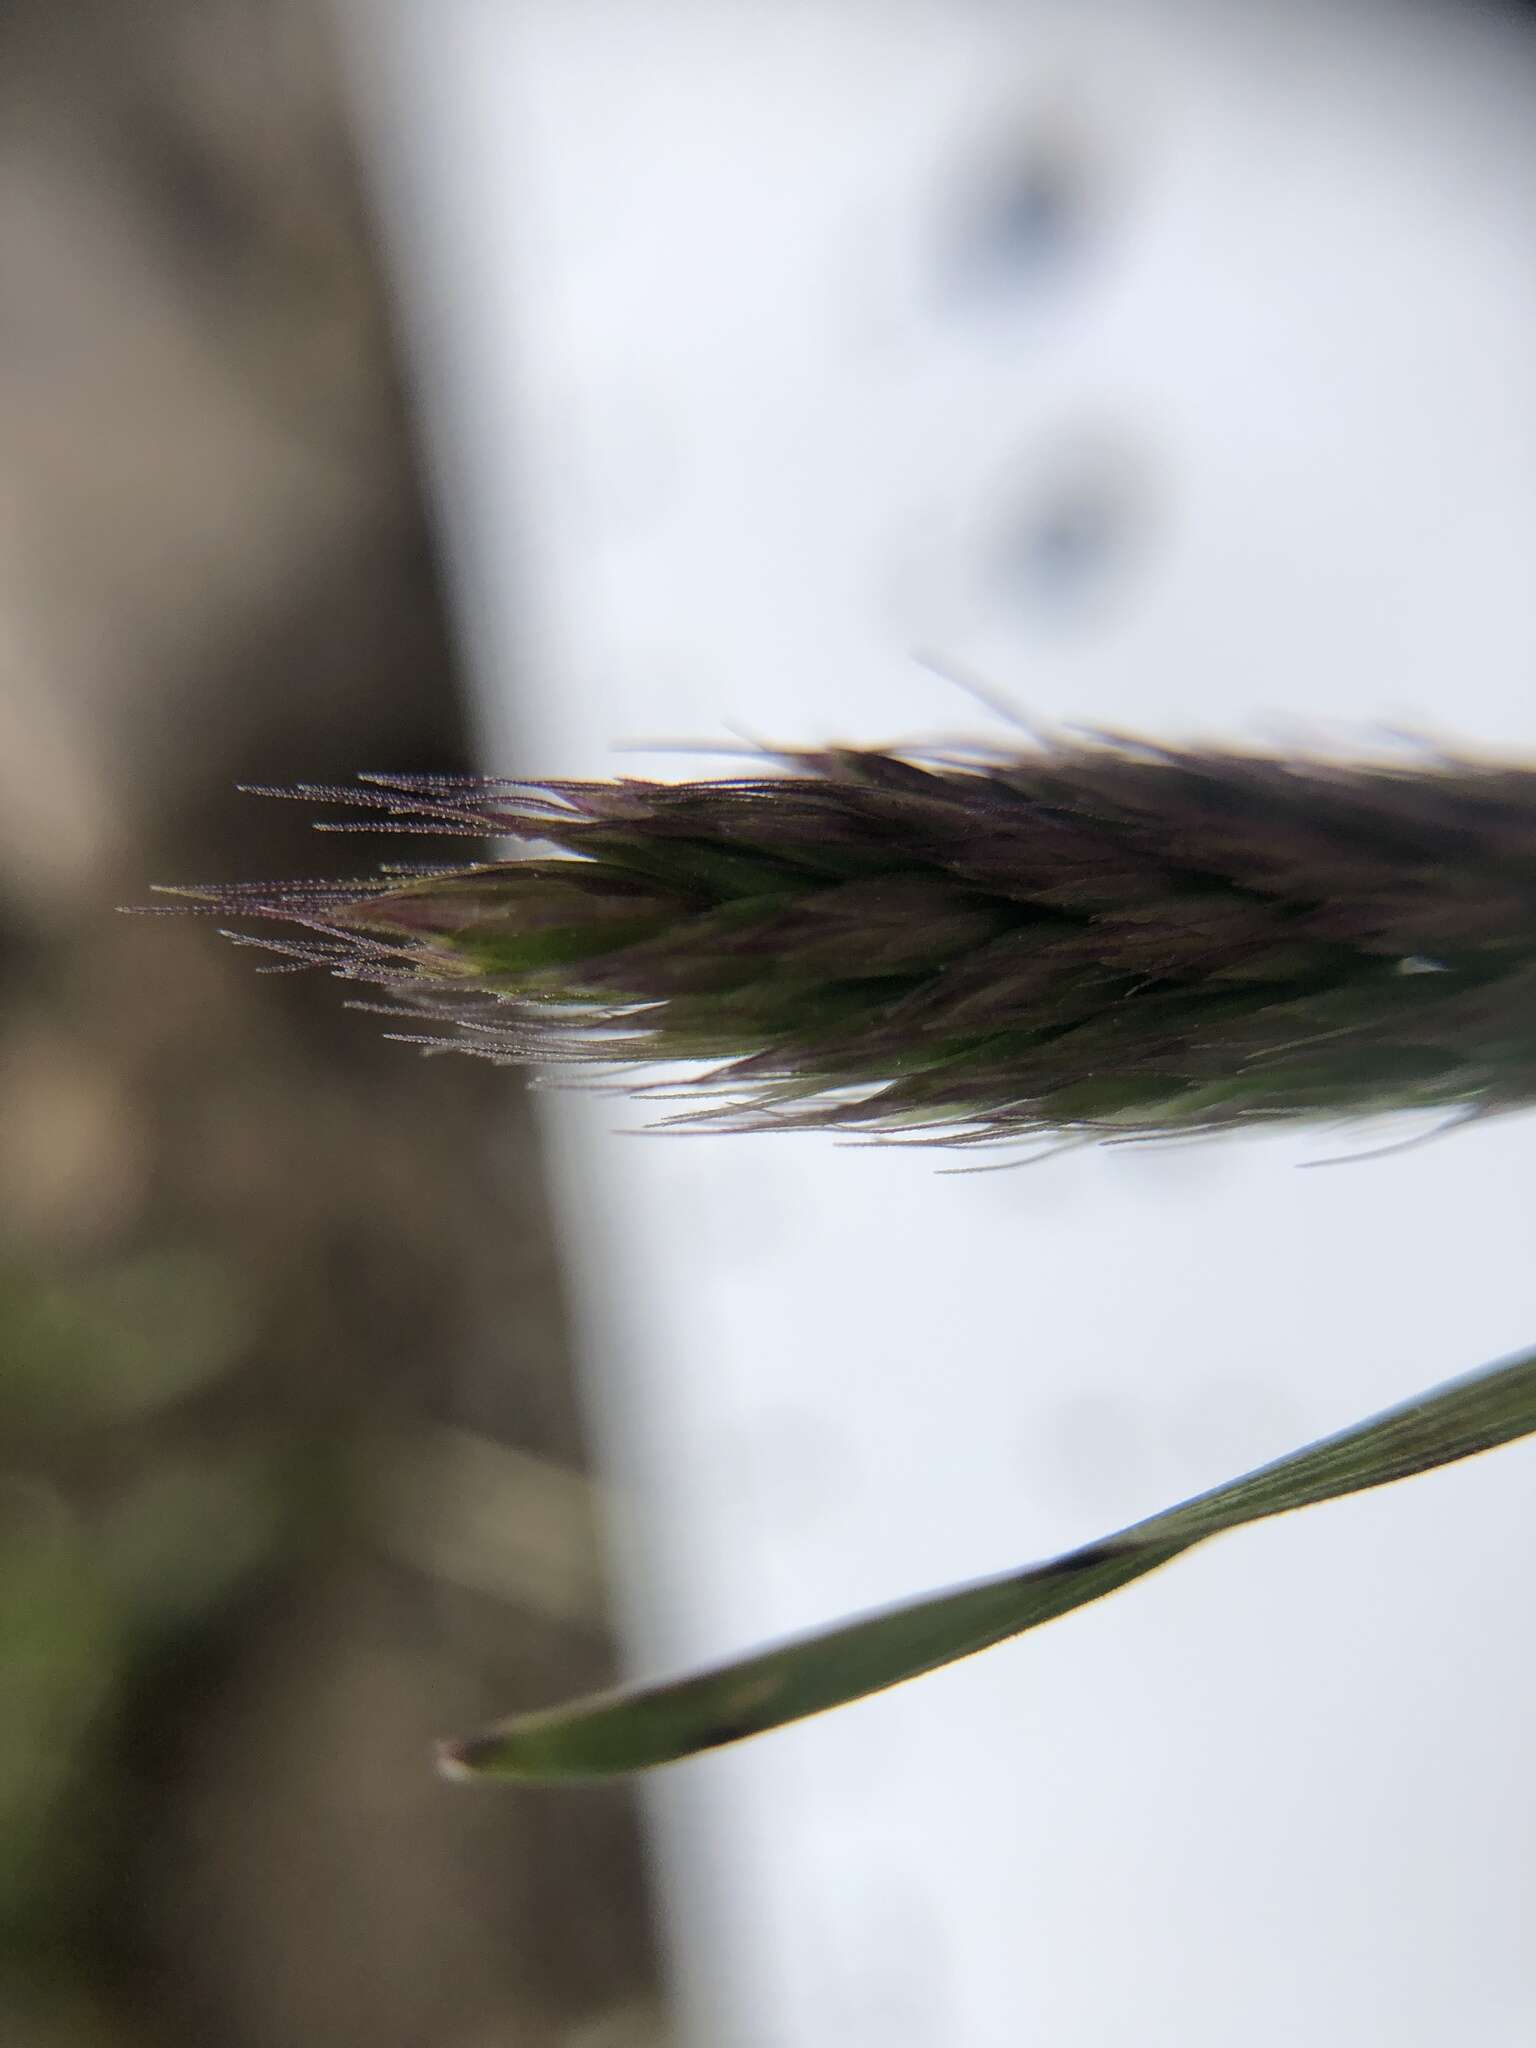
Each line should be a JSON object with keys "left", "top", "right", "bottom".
{"left": 163, "top": 742, "right": 1536, "bottom": 1147}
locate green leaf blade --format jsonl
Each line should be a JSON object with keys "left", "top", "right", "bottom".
{"left": 440, "top": 1342, "right": 1536, "bottom": 1784}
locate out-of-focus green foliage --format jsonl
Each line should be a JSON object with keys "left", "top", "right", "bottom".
{"left": 0, "top": 1250, "right": 247, "bottom": 1431}
{"left": 0, "top": 1252, "right": 284, "bottom": 2036}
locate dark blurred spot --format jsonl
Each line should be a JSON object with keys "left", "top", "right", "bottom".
{"left": 985, "top": 438, "right": 1153, "bottom": 619}
{"left": 124, "top": 114, "right": 260, "bottom": 276}
{"left": 945, "top": 128, "right": 1100, "bottom": 305}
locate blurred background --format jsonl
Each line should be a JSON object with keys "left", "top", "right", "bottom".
{"left": 5, "top": 1, "right": 1536, "bottom": 2044}
{"left": 1, "top": 6, "right": 658, "bottom": 2045}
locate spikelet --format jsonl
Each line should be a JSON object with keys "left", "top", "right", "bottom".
{"left": 160, "top": 738, "right": 1536, "bottom": 1147}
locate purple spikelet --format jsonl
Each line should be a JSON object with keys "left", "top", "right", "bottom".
{"left": 154, "top": 740, "right": 1536, "bottom": 1146}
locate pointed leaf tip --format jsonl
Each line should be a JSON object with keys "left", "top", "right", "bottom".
{"left": 435, "top": 1739, "right": 477, "bottom": 1783}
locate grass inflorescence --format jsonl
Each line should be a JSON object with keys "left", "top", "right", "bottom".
{"left": 161, "top": 737, "right": 1536, "bottom": 1148}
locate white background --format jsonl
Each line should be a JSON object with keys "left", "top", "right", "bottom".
{"left": 346, "top": 4, "right": 1536, "bottom": 2041}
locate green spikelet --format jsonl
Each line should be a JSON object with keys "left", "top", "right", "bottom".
{"left": 165, "top": 738, "right": 1536, "bottom": 1146}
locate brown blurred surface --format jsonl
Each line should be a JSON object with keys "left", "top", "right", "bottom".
{"left": 0, "top": 5, "right": 666, "bottom": 2043}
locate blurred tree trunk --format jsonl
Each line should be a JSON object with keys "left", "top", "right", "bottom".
{"left": 0, "top": 5, "right": 666, "bottom": 2043}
